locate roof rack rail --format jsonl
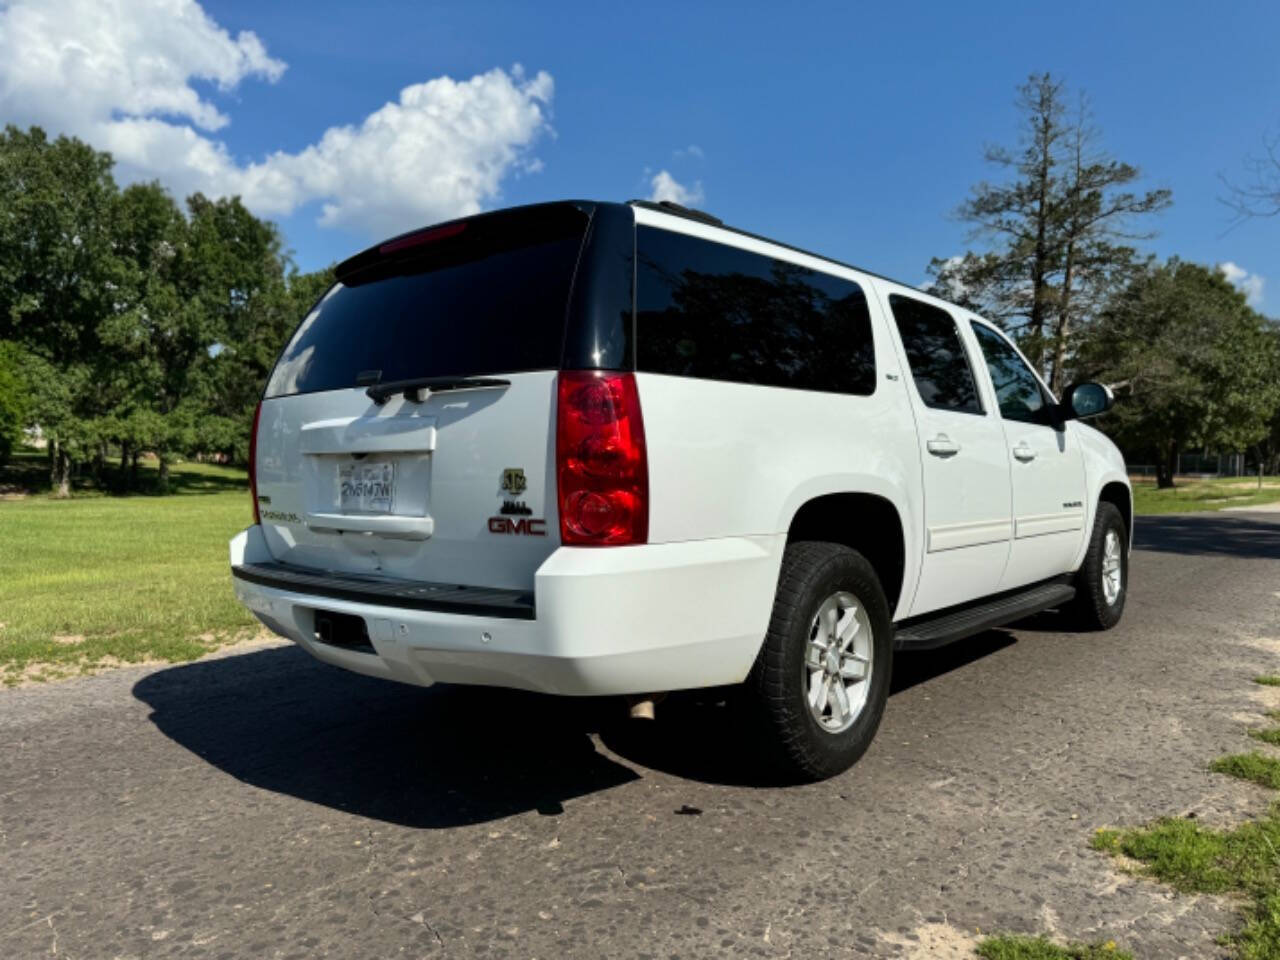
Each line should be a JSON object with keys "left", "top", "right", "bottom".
{"left": 627, "top": 199, "right": 723, "bottom": 227}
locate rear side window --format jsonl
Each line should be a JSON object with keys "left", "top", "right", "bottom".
{"left": 266, "top": 206, "right": 589, "bottom": 398}
{"left": 971, "top": 322, "right": 1056, "bottom": 425}
{"left": 635, "top": 227, "right": 876, "bottom": 395}
{"left": 888, "top": 294, "right": 983, "bottom": 414}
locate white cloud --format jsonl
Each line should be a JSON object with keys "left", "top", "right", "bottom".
{"left": 0, "top": 0, "right": 554, "bottom": 237}
{"left": 648, "top": 169, "right": 705, "bottom": 206}
{"left": 1219, "top": 261, "right": 1265, "bottom": 307}
{"left": 673, "top": 144, "right": 704, "bottom": 160}
{"left": 0, "top": 0, "right": 285, "bottom": 134}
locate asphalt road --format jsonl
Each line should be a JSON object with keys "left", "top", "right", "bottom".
{"left": 4, "top": 512, "right": 1280, "bottom": 960}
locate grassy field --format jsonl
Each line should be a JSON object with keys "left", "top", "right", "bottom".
{"left": 0, "top": 451, "right": 259, "bottom": 685}
{"left": 1132, "top": 475, "right": 1280, "bottom": 515}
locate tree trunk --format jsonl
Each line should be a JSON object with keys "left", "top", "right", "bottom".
{"left": 1050, "top": 241, "right": 1076, "bottom": 396}
{"left": 1027, "top": 83, "right": 1058, "bottom": 373}
{"left": 157, "top": 454, "right": 170, "bottom": 494}
{"left": 53, "top": 445, "right": 72, "bottom": 499}
{"left": 1156, "top": 440, "right": 1179, "bottom": 489}
{"left": 130, "top": 450, "right": 140, "bottom": 488}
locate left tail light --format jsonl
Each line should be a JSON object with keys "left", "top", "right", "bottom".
{"left": 555, "top": 371, "right": 648, "bottom": 545}
{"left": 248, "top": 400, "right": 262, "bottom": 525}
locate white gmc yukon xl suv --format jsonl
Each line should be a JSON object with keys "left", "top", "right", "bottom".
{"left": 231, "top": 199, "right": 1131, "bottom": 781}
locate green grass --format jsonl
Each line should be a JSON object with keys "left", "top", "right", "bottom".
{"left": 0, "top": 455, "right": 258, "bottom": 684}
{"left": 1257, "top": 677, "right": 1280, "bottom": 687}
{"left": 1093, "top": 740, "right": 1280, "bottom": 959}
{"left": 1251, "top": 729, "right": 1280, "bottom": 746}
{"left": 976, "top": 935, "right": 1131, "bottom": 960}
{"left": 1211, "top": 753, "right": 1280, "bottom": 790}
{"left": 1131, "top": 476, "right": 1280, "bottom": 515}
{"left": 1093, "top": 810, "right": 1280, "bottom": 959}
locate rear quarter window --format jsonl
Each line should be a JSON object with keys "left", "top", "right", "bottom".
{"left": 634, "top": 226, "right": 877, "bottom": 395}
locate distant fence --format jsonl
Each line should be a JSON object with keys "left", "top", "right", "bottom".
{"left": 1128, "top": 452, "right": 1252, "bottom": 478}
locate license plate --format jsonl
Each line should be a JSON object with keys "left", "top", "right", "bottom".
{"left": 339, "top": 461, "right": 394, "bottom": 513}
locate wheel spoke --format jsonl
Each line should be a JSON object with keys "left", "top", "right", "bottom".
{"left": 837, "top": 607, "right": 861, "bottom": 649}
{"left": 809, "top": 670, "right": 828, "bottom": 711}
{"left": 830, "top": 680, "right": 851, "bottom": 721}
{"left": 806, "top": 638, "right": 825, "bottom": 668}
{"left": 840, "top": 657, "right": 867, "bottom": 680}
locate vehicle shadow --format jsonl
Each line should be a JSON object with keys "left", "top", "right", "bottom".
{"left": 1134, "top": 513, "right": 1280, "bottom": 560}
{"left": 132, "top": 645, "right": 640, "bottom": 829}
{"left": 135, "top": 631, "right": 1017, "bottom": 812}
{"left": 596, "top": 631, "right": 1017, "bottom": 786}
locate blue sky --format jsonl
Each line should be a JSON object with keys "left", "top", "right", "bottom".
{"left": 4, "top": 0, "right": 1277, "bottom": 312}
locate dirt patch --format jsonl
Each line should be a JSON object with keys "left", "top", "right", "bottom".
{"left": 51, "top": 634, "right": 86, "bottom": 646}
{"left": 878, "top": 921, "right": 980, "bottom": 959}
{"left": 16, "top": 662, "right": 78, "bottom": 685}
{"left": 3, "top": 629, "right": 289, "bottom": 690}
{"left": 1240, "top": 635, "right": 1280, "bottom": 655}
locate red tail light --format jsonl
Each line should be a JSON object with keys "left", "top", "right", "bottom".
{"left": 249, "top": 400, "right": 262, "bottom": 525}
{"left": 556, "top": 371, "right": 648, "bottom": 545}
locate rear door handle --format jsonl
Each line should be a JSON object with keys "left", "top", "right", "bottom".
{"left": 1012, "top": 442, "right": 1036, "bottom": 462}
{"left": 926, "top": 434, "right": 961, "bottom": 457}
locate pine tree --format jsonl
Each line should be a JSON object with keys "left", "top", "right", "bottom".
{"left": 927, "top": 74, "right": 1170, "bottom": 394}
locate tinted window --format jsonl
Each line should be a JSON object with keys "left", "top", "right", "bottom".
{"left": 888, "top": 295, "right": 982, "bottom": 414}
{"left": 971, "top": 323, "right": 1055, "bottom": 425}
{"left": 635, "top": 227, "right": 876, "bottom": 395}
{"left": 266, "top": 206, "right": 588, "bottom": 398}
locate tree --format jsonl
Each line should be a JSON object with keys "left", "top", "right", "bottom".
{"left": 0, "top": 341, "right": 30, "bottom": 465}
{"left": 927, "top": 74, "right": 1170, "bottom": 394}
{"left": 1222, "top": 129, "right": 1280, "bottom": 222}
{"left": 0, "top": 126, "right": 125, "bottom": 494}
{"left": 0, "top": 125, "right": 322, "bottom": 494}
{"left": 192, "top": 202, "right": 328, "bottom": 465}
{"left": 1078, "top": 260, "right": 1280, "bottom": 488}
{"left": 98, "top": 189, "right": 300, "bottom": 489}
{"left": 1252, "top": 324, "right": 1280, "bottom": 481}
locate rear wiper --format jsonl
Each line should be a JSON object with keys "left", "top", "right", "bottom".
{"left": 365, "top": 376, "right": 511, "bottom": 405}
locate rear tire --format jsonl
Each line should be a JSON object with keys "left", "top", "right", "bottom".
{"left": 1069, "top": 501, "right": 1128, "bottom": 630}
{"left": 747, "top": 541, "right": 893, "bottom": 782}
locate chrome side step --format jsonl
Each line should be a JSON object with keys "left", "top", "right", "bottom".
{"left": 893, "top": 580, "right": 1076, "bottom": 651}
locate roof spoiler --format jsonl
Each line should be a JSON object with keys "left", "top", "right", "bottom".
{"left": 627, "top": 199, "right": 723, "bottom": 227}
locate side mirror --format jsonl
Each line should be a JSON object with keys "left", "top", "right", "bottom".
{"left": 1063, "top": 381, "right": 1114, "bottom": 420}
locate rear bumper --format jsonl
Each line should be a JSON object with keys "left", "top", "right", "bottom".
{"left": 229, "top": 525, "right": 781, "bottom": 696}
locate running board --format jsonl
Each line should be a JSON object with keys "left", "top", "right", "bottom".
{"left": 893, "top": 581, "right": 1076, "bottom": 651}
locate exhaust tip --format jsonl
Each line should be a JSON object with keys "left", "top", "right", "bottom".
{"left": 626, "top": 693, "right": 666, "bottom": 720}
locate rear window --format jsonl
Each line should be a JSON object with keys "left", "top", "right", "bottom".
{"left": 635, "top": 226, "right": 876, "bottom": 395}
{"left": 265, "top": 206, "right": 589, "bottom": 398}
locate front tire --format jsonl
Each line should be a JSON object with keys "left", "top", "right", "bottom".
{"left": 747, "top": 541, "right": 893, "bottom": 782}
{"left": 1069, "top": 501, "right": 1128, "bottom": 630}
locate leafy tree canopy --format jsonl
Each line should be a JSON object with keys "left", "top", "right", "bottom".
{"left": 1078, "top": 259, "right": 1280, "bottom": 486}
